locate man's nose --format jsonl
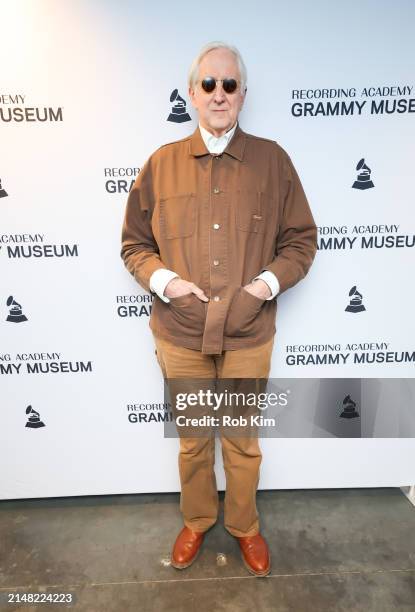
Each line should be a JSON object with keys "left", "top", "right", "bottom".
{"left": 213, "top": 82, "right": 226, "bottom": 103}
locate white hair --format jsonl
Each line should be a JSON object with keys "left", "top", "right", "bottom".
{"left": 188, "top": 41, "right": 247, "bottom": 93}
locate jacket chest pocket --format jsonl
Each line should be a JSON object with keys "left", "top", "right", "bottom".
{"left": 235, "top": 189, "right": 268, "bottom": 234}
{"left": 159, "top": 193, "right": 196, "bottom": 239}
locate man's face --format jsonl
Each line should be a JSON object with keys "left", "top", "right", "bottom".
{"left": 189, "top": 48, "right": 246, "bottom": 137}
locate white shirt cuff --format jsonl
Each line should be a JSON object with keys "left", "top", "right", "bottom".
{"left": 252, "top": 270, "right": 280, "bottom": 300}
{"left": 149, "top": 269, "right": 180, "bottom": 303}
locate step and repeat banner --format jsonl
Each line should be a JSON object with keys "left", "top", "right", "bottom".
{"left": 1, "top": 0, "right": 414, "bottom": 499}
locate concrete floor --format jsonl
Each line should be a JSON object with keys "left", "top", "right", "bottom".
{"left": 0, "top": 488, "right": 414, "bottom": 611}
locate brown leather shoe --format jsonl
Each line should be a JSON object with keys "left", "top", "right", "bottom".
{"left": 237, "top": 533, "right": 271, "bottom": 576}
{"left": 171, "top": 526, "right": 205, "bottom": 569}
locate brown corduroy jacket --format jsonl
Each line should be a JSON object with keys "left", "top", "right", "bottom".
{"left": 120, "top": 123, "right": 317, "bottom": 355}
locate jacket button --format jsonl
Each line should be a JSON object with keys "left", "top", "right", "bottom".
{"left": 213, "top": 223, "right": 220, "bottom": 230}
{"left": 213, "top": 187, "right": 220, "bottom": 194}
{"left": 213, "top": 296, "right": 220, "bottom": 302}
{"left": 213, "top": 259, "right": 220, "bottom": 266}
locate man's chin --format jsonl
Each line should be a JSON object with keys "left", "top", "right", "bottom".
{"left": 208, "top": 116, "right": 232, "bottom": 131}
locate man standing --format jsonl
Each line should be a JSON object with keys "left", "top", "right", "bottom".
{"left": 121, "top": 42, "right": 317, "bottom": 577}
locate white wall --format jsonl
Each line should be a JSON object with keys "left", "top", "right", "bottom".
{"left": 1, "top": 0, "right": 414, "bottom": 499}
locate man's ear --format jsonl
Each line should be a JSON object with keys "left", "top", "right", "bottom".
{"left": 188, "top": 85, "right": 197, "bottom": 109}
{"left": 240, "top": 89, "right": 247, "bottom": 107}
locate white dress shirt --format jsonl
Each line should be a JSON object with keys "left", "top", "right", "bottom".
{"left": 199, "top": 122, "right": 238, "bottom": 155}
{"left": 149, "top": 122, "right": 280, "bottom": 302}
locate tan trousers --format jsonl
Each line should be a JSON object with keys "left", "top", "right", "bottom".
{"left": 153, "top": 333, "right": 274, "bottom": 537}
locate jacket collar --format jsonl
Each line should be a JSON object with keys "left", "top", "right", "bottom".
{"left": 189, "top": 121, "right": 246, "bottom": 161}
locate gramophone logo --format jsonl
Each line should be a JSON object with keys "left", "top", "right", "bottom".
{"left": 0, "top": 177, "right": 8, "bottom": 198}
{"left": 6, "top": 295, "right": 28, "bottom": 322}
{"left": 25, "top": 405, "right": 45, "bottom": 428}
{"left": 340, "top": 394, "right": 360, "bottom": 419}
{"left": 167, "top": 89, "right": 191, "bottom": 123}
{"left": 352, "top": 158, "right": 375, "bottom": 190}
{"left": 345, "top": 286, "right": 366, "bottom": 313}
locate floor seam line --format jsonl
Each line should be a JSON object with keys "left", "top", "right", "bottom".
{"left": 1, "top": 567, "right": 415, "bottom": 589}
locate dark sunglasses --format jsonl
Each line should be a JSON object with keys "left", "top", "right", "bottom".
{"left": 200, "top": 77, "right": 239, "bottom": 94}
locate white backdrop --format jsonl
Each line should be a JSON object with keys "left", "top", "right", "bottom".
{"left": 1, "top": 0, "right": 414, "bottom": 499}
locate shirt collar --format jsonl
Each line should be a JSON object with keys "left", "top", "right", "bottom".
{"left": 189, "top": 121, "right": 246, "bottom": 161}
{"left": 198, "top": 122, "right": 237, "bottom": 154}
